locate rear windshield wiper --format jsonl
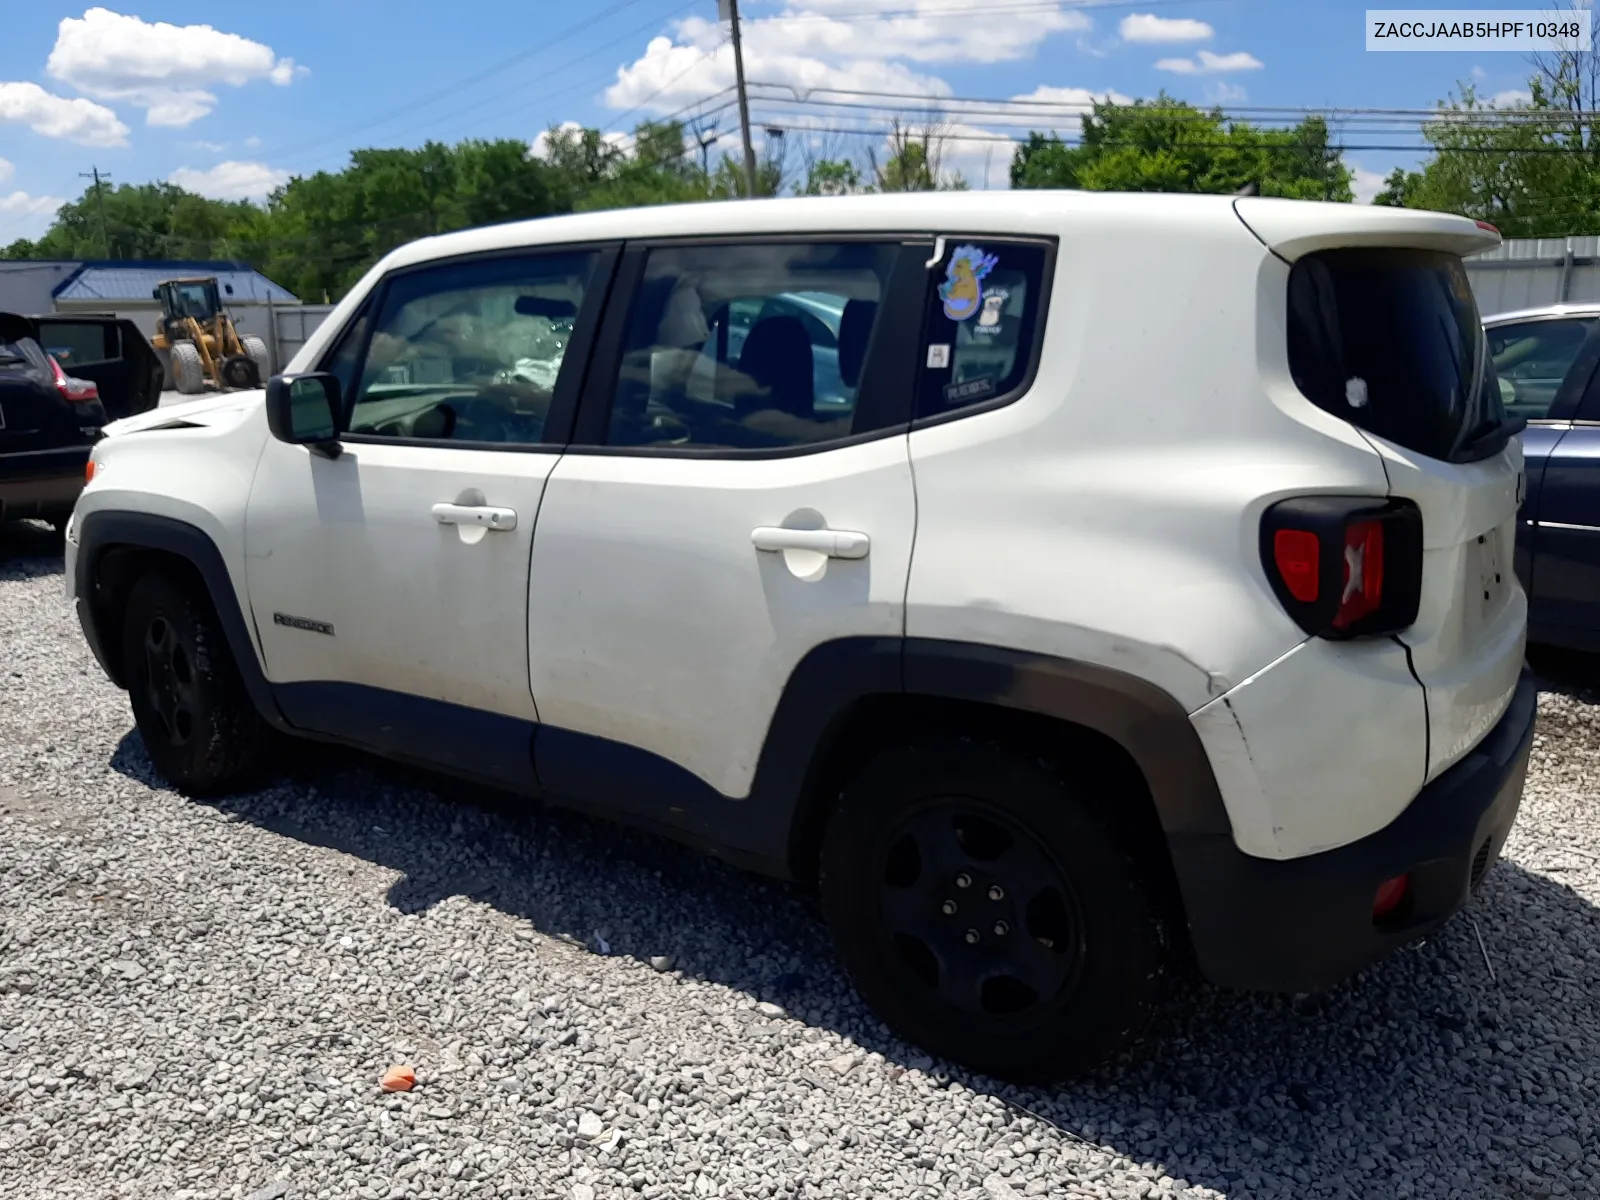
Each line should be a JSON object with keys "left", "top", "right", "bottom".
{"left": 1456, "top": 414, "right": 1527, "bottom": 461}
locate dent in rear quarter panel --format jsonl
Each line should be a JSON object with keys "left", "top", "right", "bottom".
{"left": 906, "top": 210, "right": 1407, "bottom": 858}
{"left": 1191, "top": 637, "right": 1429, "bottom": 859}
{"left": 73, "top": 401, "right": 271, "bottom": 662}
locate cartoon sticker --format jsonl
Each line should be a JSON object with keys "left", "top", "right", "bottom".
{"left": 939, "top": 245, "right": 1000, "bottom": 321}
{"left": 926, "top": 343, "right": 952, "bottom": 369}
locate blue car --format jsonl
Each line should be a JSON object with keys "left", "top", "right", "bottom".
{"left": 1486, "top": 303, "right": 1600, "bottom": 650}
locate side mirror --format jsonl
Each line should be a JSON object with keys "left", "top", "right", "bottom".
{"left": 265, "top": 372, "right": 343, "bottom": 458}
{"left": 224, "top": 283, "right": 235, "bottom": 296}
{"left": 151, "top": 287, "right": 160, "bottom": 300}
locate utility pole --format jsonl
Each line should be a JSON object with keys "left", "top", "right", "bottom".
{"left": 80, "top": 166, "right": 111, "bottom": 258}
{"left": 722, "top": 0, "right": 758, "bottom": 198}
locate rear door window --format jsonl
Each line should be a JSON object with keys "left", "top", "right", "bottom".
{"left": 916, "top": 239, "right": 1051, "bottom": 420}
{"left": 1287, "top": 248, "right": 1513, "bottom": 463}
{"left": 1486, "top": 317, "right": 1596, "bottom": 421}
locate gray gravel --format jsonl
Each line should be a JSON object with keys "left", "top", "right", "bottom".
{"left": 2, "top": 516, "right": 1598, "bottom": 1200}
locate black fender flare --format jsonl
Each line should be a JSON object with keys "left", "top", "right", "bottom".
{"left": 74, "top": 509, "right": 289, "bottom": 730}
{"left": 729, "top": 637, "right": 1235, "bottom": 873}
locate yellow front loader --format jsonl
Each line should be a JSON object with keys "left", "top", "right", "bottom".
{"left": 150, "top": 276, "right": 270, "bottom": 395}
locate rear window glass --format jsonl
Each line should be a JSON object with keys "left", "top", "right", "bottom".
{"left": 39, "top": 321, "right": 115, "bottom": 368}
{"left": 918, "top": 240, "right": 1051, "bottom": 420}
{"left": 1287, "top": 248, "right": 1511, "bottom": 463}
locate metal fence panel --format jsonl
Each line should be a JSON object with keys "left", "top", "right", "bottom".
{"left": 267, "top": 304, "right": 337, "bottom": 374}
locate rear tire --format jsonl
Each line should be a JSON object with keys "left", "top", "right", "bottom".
{"left": 170, "top": 342, "right": 206, "bottom": 395}
{"left": 240, "top": 335, "right": 270, "bottom": 387}
{"left": 121, "top": 571, "right": 270, "bottom": 795}
{"left": 820, "top": 737, "right": 1167, "bottom": 1082}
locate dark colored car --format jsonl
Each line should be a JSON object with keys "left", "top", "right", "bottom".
{"left": 1486, "top": 303, "right": 1600, "bottom": 651}
{"left": 0, "top": 313, "right": 121, "bottom": 529}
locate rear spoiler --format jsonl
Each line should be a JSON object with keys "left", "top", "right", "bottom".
{"left": 1234, "top": 197, "right": 1501, "bottom": 261}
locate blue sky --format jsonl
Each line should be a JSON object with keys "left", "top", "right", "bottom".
{"left": 0, "top": 1, "right": 1558, "bottom": 244}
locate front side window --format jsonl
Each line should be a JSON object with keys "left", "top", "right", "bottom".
{"left": 1486, "top": 317, "right": 1595, "bottom": 421}
{"left": 917, "top": 239, "right": 1051, "bottom": 420}
{"left": 348, "top": 250, "right": 598, "bottom": 445}
{"left": 604, "top": 241, "right": 897, "bottom": 451}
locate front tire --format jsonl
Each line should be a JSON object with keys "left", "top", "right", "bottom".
{"left": 820, "top": 737, "right": 1167, "bottom": 1082}
{"left": 170, "top": 342, "right": 206, "bottom": 394}
{"left": 121, "top": 571, "right": 270, "bottom": 795}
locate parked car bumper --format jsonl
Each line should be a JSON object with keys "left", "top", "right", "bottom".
{"left": 0, "top": 445, "right": 90, "bottom": 521}
{"left": 1174, "top": 667, "right": 1537, "bottom": 993}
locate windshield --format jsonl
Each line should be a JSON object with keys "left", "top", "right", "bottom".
{"left": 1286, "top": 248, "right": 1512, "bottom": 463}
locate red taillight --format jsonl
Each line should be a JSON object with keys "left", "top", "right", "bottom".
{"left": 1272, "top": 530, "right": 1321, "bottom": 602}
{"left": 1261, "top": 497, "right": 1422, "bottom": 639}
{"left": 1475, "top": 219, "right": 1500, "bottom": 234}
{"left": 49, "top": 355, "right": 99, "bottom": 402}
{"left": 1372, "top": 872, "right": 1411, "bottom": 920}
{"left": 1332, "top": 519, "right": 1385, "bottom": 629}
{"left": 85, "top": 458, "right": 97, "bottom": 485}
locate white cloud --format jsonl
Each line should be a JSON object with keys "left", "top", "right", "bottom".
{"left": 170, "top": 160, "right": 290, "bottom": 201}
{"left": 1119, "top": 14, "right": 1213, "bottom": 43}
{"left": 1349, "top": 163, "right": 1387, "bottom": 204}
{"left": 1155, "top": 49, "right": 1264, "bottom": 74}
{"left": 0, "top": 81, "right": 128, "bottom": 146}
{"left": 1490, "top": 88, "right": 1532, "bottom": 106}
{"left": 1471, "top": 64, "right": 1487, "bottom": 80}
{"left": 0, "top": 158, "right": 11, "bottom": 185}
{"left": 605, "top": 29, "right": 950, "bottom": 114}
{"left": 47, "top": 7, "right": 302, "bottom": 128}
{"left": 244, "top": 135, "right": 262, "bottom": 149}
{"left": 1204, "top": 81, "right": 1248, "bottom": 103}
{"left": 605, "top": 1, "right": 1095, "bottom": 115}
{"left": 0, "top": 191, "right": 66, "bottom": 218}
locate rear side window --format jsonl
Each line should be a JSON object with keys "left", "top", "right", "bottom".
{"left": 603, "top": 240, "right": 899, "bottom": 451}
{"left": 40, "top": 322, "right": 117, "bottom": 368}
{"left": 1486, "top": 317, "right": 1595, "bottom": 421}
{"left": 917, "top": 239, "right": 1050, "bottom": 420}
{"left": 1287, "top": 248, "right": 1511, "bottom": 463}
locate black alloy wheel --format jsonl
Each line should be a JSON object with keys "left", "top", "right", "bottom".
{"left": 820, "top": 737, "right": 1167, "bottom": 1082}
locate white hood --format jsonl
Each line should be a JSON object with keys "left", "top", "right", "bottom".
{"left": 103, "top": 389, "right": 264, "bottom": 438}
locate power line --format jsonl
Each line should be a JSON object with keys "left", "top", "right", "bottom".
{"left": 255, "top": 0, "right": 668, "bottom": 168}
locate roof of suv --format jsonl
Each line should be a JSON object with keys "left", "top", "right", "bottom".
{"left": 378, "top": 191, "right": 1499, "bottom": 274}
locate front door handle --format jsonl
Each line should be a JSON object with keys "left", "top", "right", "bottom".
{"left": 751, "top": 526, "right": 870, "bottom": 559}
{"left": 432, "top": 503, "right": 517, "bottom": 531}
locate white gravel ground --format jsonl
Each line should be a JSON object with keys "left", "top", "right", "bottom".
{"left": 1, "top": 517, "right": 1597, "bottom": 1200}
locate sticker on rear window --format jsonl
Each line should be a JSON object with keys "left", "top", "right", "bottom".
{"left": 975, "top": 291, "right": 1009, "bottom": 334}
{"left": 939, "top": 245, "right": 999, "bottom": 321}
{"left": 943, "top": 375, "right": 996, "bottom": 405}
{"left": 926, "top": 343, "right": 951, "bottom": 369}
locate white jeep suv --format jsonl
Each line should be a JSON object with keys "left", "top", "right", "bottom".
{"left": 65, "top": 192, "right": 1535, "bottom": 1081}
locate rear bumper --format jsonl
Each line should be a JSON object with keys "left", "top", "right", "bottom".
{"left": 1174, "top": 667, "right": 1536, "bottom": 993}
{"left": 0, "top": 446, "right": 89, "bottom": 520}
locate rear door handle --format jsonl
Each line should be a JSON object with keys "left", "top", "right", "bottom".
{"left": 751, "top": 526, "right": 870, "bottom": 559}
{"left": 432, "top": 503, "right": 517, "bottom": 531}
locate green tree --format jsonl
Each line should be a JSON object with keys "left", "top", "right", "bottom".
{"left": 800, "top": 158, "right": 866, "bottom": 196}
{"left": 1011, "top": 93, "right": 1352, "bottom": 201}
{"left": 1372, "top": 166, "right": 1425, "bottom": 208}
{"left": 1393, "top": 66, "right": 1600, "bottom": 235}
